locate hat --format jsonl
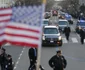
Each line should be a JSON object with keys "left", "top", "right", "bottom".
{"left": 57, "top": 50, "right": 62, "bottom": 54}
{"left": 56, "top": 48, "right": 62, "bottom": 53}
{"left": 2, "top": 48, "right": 6, "bottom": 52}
{"left": 7, "top": 54, "right": 11, "bottom": 57}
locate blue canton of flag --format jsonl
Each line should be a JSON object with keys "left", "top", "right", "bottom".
{"left": 11, "top": 6, "right": 43, "bottom": 27}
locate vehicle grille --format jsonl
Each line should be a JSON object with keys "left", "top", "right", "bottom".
{"left": 46, "top": 38, "right": 58, "bottom": 41}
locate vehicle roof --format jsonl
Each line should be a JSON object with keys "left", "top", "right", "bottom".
{"left": 59, "top": 19, "right": 68, "bottom": 21}
{"left": 44, "top": 25, "right": 58, "bottom": 28}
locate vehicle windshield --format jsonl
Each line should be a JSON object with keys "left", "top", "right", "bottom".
{"left": 60, "top": 14, "right": 65, "bottom": 17}
{"left": 59, "top": 21, "right": 68, "bottom": 25}
{"left": 43, "top": 21, "right": 48, "bottom": 25}
{"left": 44, "top": 28, "right": 58, "bottom": 34}
{"left": 78, "top": 22, "right": 85, "bottom": 26}
{"left": 65, "top": 15, "right": 72, "bottom": 19}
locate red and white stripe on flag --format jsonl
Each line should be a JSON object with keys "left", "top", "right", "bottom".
{"left": 0, "top": 22, "right": 41, "bottom": 47}
{"left": 0, "top": 8, "right": 12, "bottom": 22}
{"left": 0, "top": 6, "right": 43, "bottom": 48}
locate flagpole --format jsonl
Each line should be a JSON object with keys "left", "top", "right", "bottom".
{"left": 36, "top": 0, "right": 46, "bottom": 70}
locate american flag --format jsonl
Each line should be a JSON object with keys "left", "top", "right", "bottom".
{"left": 0, "top": 6, "right": 44, "bottom": 47}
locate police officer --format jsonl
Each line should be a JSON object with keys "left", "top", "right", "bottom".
{"left": 80, "top": 28, "right": 85, "bottom": 44}
{"left": 64, "top": 26, "right": 71, "bottom": 41}
{"left": 49, "top": 50, "right": 67, "bottom": 70}
{"left": 28, "top": 47, "right": 37, "bottom": 70}
{"left": 0, "top": 48, "right": 7, "bottom": 70}
{"left": 5, "top": 54, "right": 13, "bottom": 70}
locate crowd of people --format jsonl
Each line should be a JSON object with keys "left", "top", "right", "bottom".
{"left": 0, "top": 48, "right": 13, "bottom": 70}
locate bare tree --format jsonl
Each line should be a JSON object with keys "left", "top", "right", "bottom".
{"left": 45, "top": 0, "right": 55, "bottom": 11}
{"left": 14, "top": 0, "right": 55, "bottom": 11}
{"left": 59, "top": 0, "right": 79, "bottom": 14}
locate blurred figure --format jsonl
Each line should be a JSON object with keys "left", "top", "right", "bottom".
{"left": 80, "top": 28, "right": 85, "bottom": 44}
{"left": 79, "top": 13, "right": 85, "bottom": 20}
{"left": 64, "top": 26, "right": 71, "bottom": 41}
{"left": 28, "top": 48, "right": 44, "bottom": 70}
{"left": 5, "top": 54, "right": 13, "bottom": 70}
{"left": 0, "top": 48, "right": 7, "bottom": 70}
{"left": 28, "top": 47, "right": 37, "bottom": 70}
{"left": 49, "top": 50, "right": 67, "bottom": 70}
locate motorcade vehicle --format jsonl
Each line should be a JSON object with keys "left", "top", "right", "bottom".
{"left": 42, "top": 25, "right": 62, "bottom": 46}
{"left": 43, "top": 19, "right": 49, "bottom": 26}
{"left": 44, "top": 12, "right": 51, "bottom": 19}
{"left": 59, "top": 13, "right": 73, "bottom": 24}
{"left": 58, "top": 13, "right": 66, "bottom": 19}
{"left": 52, "top": 10, "right": 58, "bottom": 16}
{"left": 75, "top": 20, "right": 85, "bottom": 34}
{"left": 58, "top": 19, "right": 69, "bottom": 32}
{"left": 65, "top": 13, "right": 73, "bottom": 24}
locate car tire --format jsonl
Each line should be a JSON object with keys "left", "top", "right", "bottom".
{"left": 68, "top": 20, "right": 73, "bottom": 24}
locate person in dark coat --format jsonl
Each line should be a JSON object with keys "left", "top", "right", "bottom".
{"left": 28, "top": 47, "right": 37, "bottom": 70}
{"left": 49, "top": 50, "right": 67, "bottom": 70}
{"left": 5, "top": 54, "right": 13, "bottom": 70}
{"left": 64, "top": 26, "right": 71, "bottom": 41}
{"left": 0, "top": 48, "right": 7, "bottom": 70}
{"left": 80, "top": 28, "right": 85, "bottom": 44}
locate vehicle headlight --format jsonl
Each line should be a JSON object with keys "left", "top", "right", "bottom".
{"left": 79, "top": 26, "right": 81, "bottom": 29}
{"left": 42, "top": 36, "right": 45, "bottom": 40}
{"left": 58, "top": 36, "right": 62, "bottom": 40}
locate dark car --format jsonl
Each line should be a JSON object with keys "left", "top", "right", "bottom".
{"left": 75, "top": 20, "right": 85, "bottom": 34}
{"left": 42, "top": 26, "right": 62, "bottom": 46}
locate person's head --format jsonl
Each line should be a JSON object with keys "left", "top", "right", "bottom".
{"left": 1, "top": 48, "right": 6, "bottom": 54}
{"left": 56, "top": 50, "right": 62, "bottom": 56}
{"left": 7, "top": 54, "right": 12, "bottom": 60}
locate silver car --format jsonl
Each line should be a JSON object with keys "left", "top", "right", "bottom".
{"left": 58, "top": 19, "right": 69, "bottom": 32}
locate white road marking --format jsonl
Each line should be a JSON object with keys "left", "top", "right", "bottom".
{"left": 14, "top": 67, "right": 16, "bottom": 69}
{"left": 18, "top": 57, "right": 20, "bottom": 60}
{"left": 84, "top": 39, "right": 85, "bottom": 43}
{"left": 71, "top": 38, "right": 78, "bottom": 43}
{"left": 14, "top": 47, "right": 25, "bottom": 70}
{"left": 70, "top": 25, "right": 75, "bottom": 31}
{"left": 62, "top": 38, "right": 68, "bottom": 43}
{"left": 20, "top": 53, "right": 22, "bottom": 57}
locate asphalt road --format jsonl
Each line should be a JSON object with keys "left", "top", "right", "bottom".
{"left": 1, "top": 16, "right": 85, "bottom": 70}
{"left": 2, "top": 38, "right": 85, "bottom": 70}
{"left": 1, "top": 20, "right": 85, "bottom": 70}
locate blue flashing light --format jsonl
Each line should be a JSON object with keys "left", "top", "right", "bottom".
{"left": 79, "top": 20, "right": 85, "bottom": 22}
